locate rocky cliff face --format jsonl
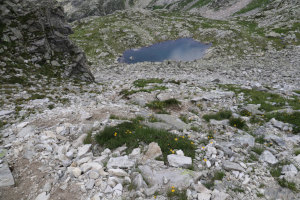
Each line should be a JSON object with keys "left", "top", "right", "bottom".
{"left": 58, "top": 0, "right": 126, "bottom": 22}
{"left": 0, "top": 0, "right": 94, "bottom": 83}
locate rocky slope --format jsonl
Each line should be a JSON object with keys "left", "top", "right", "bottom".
{"left": 0, "top": 0, "right": 300, "bottom": 200}
{"left": 0, "top": 0, "right": 94, "bottom": 83}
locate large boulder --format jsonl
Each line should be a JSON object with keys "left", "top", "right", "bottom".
{"left": 0, "top": 0, "right": 94, "bottom": 82}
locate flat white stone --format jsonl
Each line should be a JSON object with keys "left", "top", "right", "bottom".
{"left": 107, "top": 156, "right": 135, "bottom": 169}
{"left": 77, "top": 144, "right": 92, "bottom": 158}
{"left": 167, "top": 154, "right": 192, "bottom": 168}
{"left": 108, "top": 169, "right": 128, "bottom": 177}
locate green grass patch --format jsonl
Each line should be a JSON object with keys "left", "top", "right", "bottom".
{"left": 120, "top": 85, "right": 168, "bottom": 97}
{"left": 179, "top": 114, "right": 190, "bottom": 124}
{"left": 220, "top": 85, "right": 300, "bottom": 112}
{"left": 146, "top": 98, "right": 181, "bottom": 112}
{"left": 249, "top": 153, "right": 259, "bottom": 161}
{"left": 269, "top": 161, "right": 297, "bottom": 191}
{"left": 190, "top": 126, "right": 200, "bottom": 132}
{"left": 240, "top": 109, "right": 252, "bottom": 117}
{"left": 294, "top": 149, "right": 300, "bottom": 156}
{"left": 265, "top": 112, "right": 300, "bottom": 134}
{"left": 213, "top": 171, "right": 225, "bottom": 180}
{"left": 232, "top": 187, "right": 245, "bottom": 193}
{"left": 203, "top": 110, "right": 232, "bottom": 122}
{"left": 255, "top": 135, "right": 266, "bottom": 144}
{"left": 257, "top": 193, "right": 264, "bottom": 197}
{"left": 229, "top": 117, "right": 247, "bottom": 129}
{"left": 167, "top": 188, "right": 187, "bottom": 200}
{"left": 83, "top": 131, "right": 93, "bottom": 144}
{"left": 251, "top": 146, "right": 264, "bottom": 155}
{"left": 95, "top": 121, "right": 195, "bottom": 163}
{"left": 277, "top": 178, "right": 297, "bottom": 192}
{"left": 191, "top": 0, "right": 212, "bottom": 9}
{"left": 133, "top": 78, "right": 163, "bottom": 88}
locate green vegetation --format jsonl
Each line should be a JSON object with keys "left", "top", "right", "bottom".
{"left": 250, "top": 115, "right": 264, "bottom": 124}
{"left": 203, "top": 171, "right": 225, "bottom": 189}
{"left": 220, "top": 84, "right": 300, "bottom": 112}
{"left": 146, "top": 98, "right": 181, "bottom": 113}
{"left": 235, "top": 0, "right": 271, "bottom": 14}
{"left": 255, "top": 135, "right": 266, "bottom": 144}
{"left": 249, "top": 153, "right": 259, "bottom": 161}
{"left": 229, "top": 117, "right": 247, "bottom": 129}
{"left": 294, "top": 149, "right": 300, "bottom": 156}
{"left": 251, "top": 146, "right": 264, "bottom": 155}
{"left": 257, "top": 193, "right": 264, "bottom": 198}
{"left": 269, "top": 161, "right": 297, "bottom": 191}
{"left": 213, "top": 171, "right": 226, "bottom": 180}
{"left": 95, "top": 120, "right": 195, "bottom": 163}
{"left": 148, "top": 116, "right": 162, "bottom": 123}
{"left": 133, "top": 78, "right": 163, "bottom": 87}
{"left": 240, "top": 109, "right": 252, "bottom": 117}
{"left": 203, "top": 110, "right": 232, "bottom": 122}
{"left": 265, "top": 112, "right": 300, "bottom": 134}
{"left": 0, "top": 120, "right": 7, "bottom": 129}
{"left": 83, "top": 131, "right": 93, "bottom": 144}
{"left": 167, "top": 188, "right": 187, "bottom": 200}
{"left": 179, "top": 114, "right": 190, "bottom": 124}
{"left": 47, "top": 104, "right": 55, "bottom": 110}
{"left": 110, "top": 114, "right": 129, "bottom": 120}
{"left": 232, "top": 187, "right": 245, "bottom": 193}
{"left": 277, "top": 178, "right": 297, "bottom": 192}
{"left": 191, "top": 0, "right": 212, "bottom": 9}
{"left": 190, "top": 126, "right": 200, "bottom": 132}
{"left": 120, "top": 85, "right": 168, "bottom": 97}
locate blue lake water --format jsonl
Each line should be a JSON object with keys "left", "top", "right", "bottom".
{"left": 118, "top": 38, "right": 211, "bottom": 64}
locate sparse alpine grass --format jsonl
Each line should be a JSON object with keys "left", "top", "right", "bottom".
{"left": 146, "top": 98, "right": 181, "bottom": 112}
{"left": 251, "top": 146, "right": 264, "bottom": 155}
{"left": 219, "top": 84, "right": 300, "bottom": 112}
{"left": 120, "top": 85, "right": 168, "bottom": 97}
{"left": 294, "top": 149, "right": 300, "bottom": 156}
{"left": 265, "top": 112, "right": 300, "bottom": 134}
{"left": 229, "top": 117, "right": 247, "bottom": 129}
{"left": 95, "top": 121, "right": 195, "bottom": 163}
{"left": 203, "top": 110, "right": 232, "bottom": 122}
{"left": 133, "top": 78, "right": 163, "bottom": 87}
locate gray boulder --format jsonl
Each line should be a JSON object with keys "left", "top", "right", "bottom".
{"left": 259, "top": 150, "right": 278, "bottom": 164}
{"left": 0, "top": 162, "right": 15, "bottom": 187}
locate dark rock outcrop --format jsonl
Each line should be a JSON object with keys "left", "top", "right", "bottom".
{"left": 0, "top": 0, "right": 94, "bottom": 82}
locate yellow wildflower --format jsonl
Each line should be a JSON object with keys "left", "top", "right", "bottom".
{"left": 191, "top": 142, "right": 194, "bottom": 145}
{"left": 202, "top": 146, "right": 205, "bottom": 149}
{"left": 114, "top": 132, "right": 117, "bottom": 136}
{"left": 171, "top": 189, "right": 175, "bottom": 192}
{"left": 175, "top": 138, "right": 178, "bottom": 141}
{"left": 182, "top": 136, "right": 185, "bottom": 138}
{"left": 171, "top": 186, "right": 175, "bottom": 189}
{"left": 204, "top": 158, "right": 207, "bottom": 162}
